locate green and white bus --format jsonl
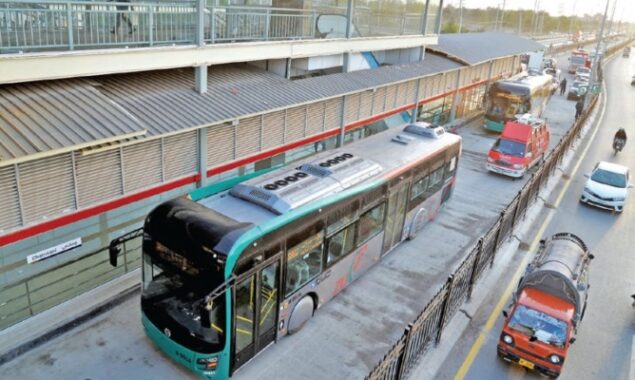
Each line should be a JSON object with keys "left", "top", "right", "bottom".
{"left": 125, "top": 122, "right": 461, "bottom": 379}
{"left": 484, "top": 73, "right": 553, "bottom": 132}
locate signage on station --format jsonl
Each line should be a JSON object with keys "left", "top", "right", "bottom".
{"left": 27, "top": 238, "right": 82, "bottom": 264}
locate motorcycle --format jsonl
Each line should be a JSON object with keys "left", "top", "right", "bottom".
{"left": 613, "top": 138, "right": 625, "bottom": 155}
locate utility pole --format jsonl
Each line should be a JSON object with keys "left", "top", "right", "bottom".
{"left": 494, "top": 6, "right": 500, "bottom": 32}
{"left": 517, "top": 11, "right": 522, "bottom": 35}
{"left": 585, "top": 0, "right": 610, "bottom": 109}
{"left": 458, "top": 0, "right": 463, "bottom": 33}
{"left": 568, "top": 0, "right": 578, "bottom": 36}
{"left": 499, "top": 0, "right": 506, "bottom": 32}
{"left": 605, "top": 0, "right": 618, "bottom": 38}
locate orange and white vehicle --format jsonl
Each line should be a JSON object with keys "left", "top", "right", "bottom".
{"left": 486, "top": 114, "right": 550, "bottom": 178}
{"left": 498, "top": 233, "right": 593, "bottom": 378}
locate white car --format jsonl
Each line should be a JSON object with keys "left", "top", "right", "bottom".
{"left": 580, "top": 162, "right": 633, "bottom": 212}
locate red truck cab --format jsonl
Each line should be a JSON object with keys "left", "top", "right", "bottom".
{"left": 498, "top": 233, "right": 592, "bottom": 378}
{"left": 486, "top": 114, "right": 549, "bottom": 178}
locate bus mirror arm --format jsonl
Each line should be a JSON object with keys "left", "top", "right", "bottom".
{"left": 109, "top": 241, "right": 120, "bottom": 267}
{"left": 108, "top": 227, "right": 144, "bottom": 267}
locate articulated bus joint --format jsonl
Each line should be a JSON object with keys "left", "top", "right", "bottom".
{"left": 109, "top": 227, "right": 144, "bottom": 267}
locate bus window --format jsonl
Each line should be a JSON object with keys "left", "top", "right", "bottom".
{"left": 444, "top": 156, "right": 457, "bottom": 180}
{"left": 326, "top": 200, "right": 359, "bottom": 235}
{"left": 356, "top": 203, "right": 386, "bottom": 245}
{"left": 285, "top": 230, "right": 324, "bottom": 296}
{"left": 326, "top": 224, "right": 356, "bottom": 266}
{"left": 411, "top": 176, "right": 429, "bottom": 201}
{"left": 426, "top": 167, "right": 444, "bottom": 195}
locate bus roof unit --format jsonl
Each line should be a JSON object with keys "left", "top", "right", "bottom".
{"left": 230, "top": 153, "right": 383, "bottom": 215}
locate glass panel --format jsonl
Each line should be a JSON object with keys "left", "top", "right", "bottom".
{"left": 259, "top": 263, "right": 278, "bottom": 337}
{"left": 235, "top": 275, "right": 254, "bottom": 353}
{"left": 357, "top": 203, "right": 386, "bottom": 244}
{"left": 327, "top": 224, "right": 356, "bottom": 266}
{"left": 286, "top": 231, "right": 324, "bottom": 296}
{"left": 410, "top": 176, "right": 429, "bottom": 200}
{"left": 327, "top": 200, "right": 359, "bottom": 236}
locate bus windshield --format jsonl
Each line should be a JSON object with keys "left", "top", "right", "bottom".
{"left": 142, "top": 240, "right": 226, "bottom": 353}
{"left": 486, "top": 86, "right": 529, "bottom": 122}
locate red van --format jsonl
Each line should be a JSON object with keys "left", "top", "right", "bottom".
{"left": 486, "top": 114, "right": 549, "bottom": 178}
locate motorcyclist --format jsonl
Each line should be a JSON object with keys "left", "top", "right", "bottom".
{"left": 614, "top": 128, "right": 627, "bottom": 149}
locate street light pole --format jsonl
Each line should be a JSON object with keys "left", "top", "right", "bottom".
{"left": 585, "top": 0, "right": 610, "bottom": 109}
{"left": 605, "top": 0, "right": 618, "bottom": 38}
{"left": 499, "top": 0, "right": 506, "bottom": 32}
{"left": 458, "top": 0, "right": 463, "bottom": 33}
{"left": 568, "top": 0, "right": 578, "bottom": 36}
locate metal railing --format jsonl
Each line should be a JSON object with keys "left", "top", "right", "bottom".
{"left": 365, "top": 85, "right": 603, "bottom": 380}
{"left": 0, "top": 1, "right": 431, "bottom": 53}
{"left": 0, "top": 1, "right": 318, "bottom": 52}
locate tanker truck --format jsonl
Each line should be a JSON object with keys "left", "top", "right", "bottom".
{"left": 497, "top": 232, "right": 593, "bottom": 378}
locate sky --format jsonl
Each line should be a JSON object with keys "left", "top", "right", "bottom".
{"left": 446, "top": 0, "right": 635, "bottom": 24}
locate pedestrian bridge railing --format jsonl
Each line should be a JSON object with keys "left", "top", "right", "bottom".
{"left": 0, "top": 1, "right": 431, "bottom": 54}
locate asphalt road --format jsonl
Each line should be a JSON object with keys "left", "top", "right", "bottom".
{"left": 434, "top": 47, "right": 635, "bottom": 380}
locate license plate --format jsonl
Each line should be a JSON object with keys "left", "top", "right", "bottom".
{"left": 518, "top": 358, "right": 535, "bottom": 370}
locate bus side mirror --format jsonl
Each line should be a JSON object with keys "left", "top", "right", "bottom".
{"left": 569, "top": 337, "right": 576, "bottom": 344}
{"left": 502, "top": 310, "right": 508, "bottom": 318}
{"left": 584, "top": 173, "right": 590, "bottom": 178}
{"left": 109, "top": 241, "right": 120, "bottom": 267}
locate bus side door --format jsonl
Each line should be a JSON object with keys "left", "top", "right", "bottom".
{"left": 232, "top": 258, "right": 281, "bottom": 373}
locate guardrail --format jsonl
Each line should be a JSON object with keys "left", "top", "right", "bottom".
{"left": 366, "top": 36, "right": 635, "bottom": 380}
{"left": 0, "top": 1, "right": 319, "bottom": 52}
{"left": 0, "top": 1, "right": 429, "bottom": 53}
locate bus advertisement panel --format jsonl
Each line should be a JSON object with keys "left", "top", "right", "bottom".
{"left": 484, "top": 74, "right": 553, "bottom": 133}
{"left": 119, "top": 123, "right": 462, "bottom": 379}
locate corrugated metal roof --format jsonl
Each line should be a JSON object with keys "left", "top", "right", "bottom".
{"left": 0, "top": 79, "right": 147, "bottom": 162}
{"left": 0, "top": 53, "right": 462, "bottom": 163}
{"left": 429, "top": 32, "right": 545, "bottom": 65}
{"left": 96, "top": 54, "right": 462, "bottom": 134}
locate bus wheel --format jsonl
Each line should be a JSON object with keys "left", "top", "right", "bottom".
{"left": 288, "top": 296, "right": 315, "bottom": 334}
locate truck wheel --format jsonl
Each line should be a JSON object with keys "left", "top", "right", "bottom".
{"left": 287, "top": 296, "right": 315, "bottom": 334}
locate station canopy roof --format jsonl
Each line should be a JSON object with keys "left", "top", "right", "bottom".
{"left": 428, "top": 32, "right": 545, "bottom": 65}
{"left": 0, "top": 53, "right": 462, "bottom": 164}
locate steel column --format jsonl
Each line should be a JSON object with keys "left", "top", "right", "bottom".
{"left": 435, "top": 0, "right": 445, "bottom": 35}
{"left": 197, "top": 128, "right": 208, "bottom": 188}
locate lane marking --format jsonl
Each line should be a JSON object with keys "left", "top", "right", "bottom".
{"left": 454, "top": 84, "right": 608, "bottom": 380}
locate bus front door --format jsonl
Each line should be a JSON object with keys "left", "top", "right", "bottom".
{"left": 382, "top": 179, "right": 410, "bottom": 254}
{"left": 232, "top": 260, "right": 280, "bottom": 373}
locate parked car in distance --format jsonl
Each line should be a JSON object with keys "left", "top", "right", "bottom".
{"left": 567, "top": 81, "right": 589, "bottom": 100}
{"left": 575, "top": 66, "right": 591, "bottom": 76}
{"left": 486, "top": 114, "right": 550, "bottom": 178}
{"left": 580, "top": 161, "right": 632, "bottom": 213}
{"left": 631, "top": 75, "right": 635, "bottom": 86}
{"left": 624, "top": 47, "right": 631, "bottom": 58}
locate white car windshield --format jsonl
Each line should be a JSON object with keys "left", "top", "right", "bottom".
{"left": 591, "top": 169, "right": 627, "bottom": 188}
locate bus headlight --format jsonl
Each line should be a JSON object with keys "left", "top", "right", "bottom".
{"left": 549, "top": 354, "right": 562, "bottom": 364}
{"left": 487, "top": 157, "right": 494, "bottom": 163}
{"left": 512, "top": 164, "right": 524, "bottom": 170}
{"left": 197, "top": 357, "right": 218, "bottom": 370}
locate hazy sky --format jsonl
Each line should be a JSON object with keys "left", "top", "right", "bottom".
{"left": 446, "top": 0, "right": 635, "bottom": 24}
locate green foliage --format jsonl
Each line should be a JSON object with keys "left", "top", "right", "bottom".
{"left": 441, "top": 21, "right": 459, "bottom": 34}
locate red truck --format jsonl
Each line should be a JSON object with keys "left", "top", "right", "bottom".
{"left": 486, "top": 114, "right": 550, "bottom": 178}
{"left": 498, "top": 232, "right": 593, "bottom": 378}
{"left": 568, "top": 49, "right": 590, "bottom": 74}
